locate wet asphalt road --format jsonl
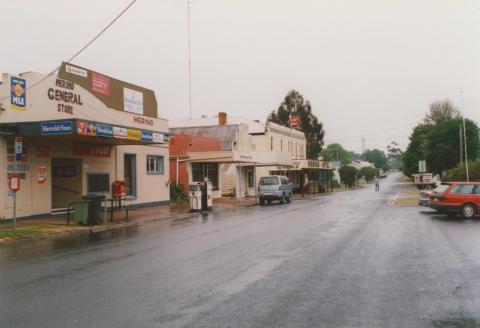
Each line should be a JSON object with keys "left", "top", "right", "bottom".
{"left": 1, "top": 173, "right": 480, "bottom": 328}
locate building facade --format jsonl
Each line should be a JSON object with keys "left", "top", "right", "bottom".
{"left": 0, "top": 63, "right": 170, "bottom": 219}
{"left": 169, "top": 113, "right": 331, "bottom": 198}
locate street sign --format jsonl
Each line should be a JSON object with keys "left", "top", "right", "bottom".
{"left": 422, "top": 173, "right": 433, "bottom": 184}
{"left": 8, "top": 173, "right": 20, "bottom": 192}
{"left": 418, "top": 160, "right": 426, "bottom": 173}
{"left": 413, "top": 174, "right": 421, "bottom": 184}
{"left": 14, "top": 137, "right": 22, "bottom": 161}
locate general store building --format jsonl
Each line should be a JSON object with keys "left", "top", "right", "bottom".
{"left": 0, "top": 63, "right": 170, "bottom": 219}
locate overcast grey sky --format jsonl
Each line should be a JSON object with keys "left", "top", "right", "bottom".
{"left": 2, "top": 0, "right": 479, "bottom": 152}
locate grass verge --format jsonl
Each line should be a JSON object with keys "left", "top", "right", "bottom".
{"left": 0, "top": 224, "right": 87, "bottom": 241}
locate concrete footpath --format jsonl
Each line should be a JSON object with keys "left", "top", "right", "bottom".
{"left": 0, "top": 193, "right": 324, "bottom": 244}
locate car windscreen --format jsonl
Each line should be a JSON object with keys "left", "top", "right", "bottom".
{"left": 260, "top": 177, "right": 279, "bottom": 185}
{"left": 433, "top": 184, "right": 449, "bottom": 194}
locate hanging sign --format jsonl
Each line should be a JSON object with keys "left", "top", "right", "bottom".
{"left": 8, "top": 173, "right": 20, "bottom": 192}
{"left": 14, "top": 137, "right": 23, "bottom": 161}
{"left": 289, "top": 116, "right": 300, "bottom": 128}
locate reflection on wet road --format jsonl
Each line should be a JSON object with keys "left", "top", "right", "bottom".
{"left": 1, "top": 173, "right": 480, "bottom": 328}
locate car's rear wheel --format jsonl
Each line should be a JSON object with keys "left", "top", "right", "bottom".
{"left": 462, "top": 203, "right": 476, "bottom": 218}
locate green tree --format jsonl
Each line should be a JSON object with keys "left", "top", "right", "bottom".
{"left": 339, "top": 165, "right": 358, "bottom": 188}
{"left": 363, "top": 149, "right": 389, "bottom": 171}
{"left": 425, "top": 118, "right": 479, "bottom": 175}
{"left": 359, "top": 166, "right": 378, "bottom": 182}
{"left": 322, "top": 143, "right": 352, "bottom": 164}
{"left": 402, "top": 118, "right": 480, "bottom": 176}
{"left": 268, "top": 90, "right": 325, "bottom": 159}
{"left": 402, "top": 124, "right": 432, "bottom": 176}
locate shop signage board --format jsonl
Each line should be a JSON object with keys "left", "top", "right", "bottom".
{"left": 96, "top": 124, "right": 113, "bottom": 137}
{"left": 11, "top": 76, "right": 26, "bottom": 111}
{"left": 14, "top": 137, "right": 22, "bottom": 161}
{"left": 91, "top": 72, "right": 110, "bottom": 96}
{"left": 87, "top": 122, "right": 96, "bottom": 136}
{"left": 152, "top": 133, "right": 164, "bottom": 143}
{"left": 289, "top": 115, "right": 300, "bottom": 128}
{"left": 77, "top": 120, "right": 88, "bottom": 136}
{"left": 422, "top": 173, "right": 433, "bottom": 184}
{"left": 113, "top": 126, "right": 128, "bottom": 139}
{"left": 141, "top": 131, "right": 153, "bottom": 142}
{"left": 73, "top": 143, "right": 111, "bottom": 157}
{"left": 41, "top": 121, "right": 73, "bottom": 135}
{"left": 65, "top": 64, "right": 88, "bottom": 77}
{"left": 127, "top": 129, "right": 141, "bottom": 141}
{"left": 123, "top": 88, "right": 144, "bottom": 114}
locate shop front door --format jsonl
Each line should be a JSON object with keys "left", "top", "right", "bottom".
{"left": 124, "top": 154, "right": 137, "bottom": 197}
{"left": 52, "top": 158, "right": 83, "bottom": 209}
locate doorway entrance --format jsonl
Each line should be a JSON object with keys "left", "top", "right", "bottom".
{"left": 52, "top": 158, "right": 83, "bottom": 209}
{"left": 124, "top": 154, "right": 137, "bottom": 197}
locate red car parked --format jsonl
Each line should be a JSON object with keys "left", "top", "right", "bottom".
{"left": 429, "top": 182, "right": 480, "bottom": 218}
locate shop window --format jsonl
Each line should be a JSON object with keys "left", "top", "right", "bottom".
{"left": 192, "top": 163, "right": 219, "bottom": 189}
{"left": 87, "top": 173, "right": 110, "bottom": 194}
{"left": 146, "top": 155, "right": 164, "bottom": 175}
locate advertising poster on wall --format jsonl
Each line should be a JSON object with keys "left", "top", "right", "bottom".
{"left": 11, "top": 76, "right": 26, "bottom": 111}
{"left": 91, "top": 72, "right": 110, "bottom": 96}
{"left": 37, "top": 166, "right": 48, "bottom": 184}
{"left": 123, "top": 88, "right": 144, "bottom": 114}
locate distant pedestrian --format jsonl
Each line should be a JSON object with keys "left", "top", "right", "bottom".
{"left": 375, "top": 177, "right": 380, "bottom": 191}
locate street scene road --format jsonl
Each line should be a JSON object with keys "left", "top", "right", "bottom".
{"left": 2, "top": 172, "right": 480, "bottom": 328}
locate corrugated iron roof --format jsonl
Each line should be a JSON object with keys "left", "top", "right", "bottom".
{"left": 169, "top": 125, "right": 239, "bottom": 151}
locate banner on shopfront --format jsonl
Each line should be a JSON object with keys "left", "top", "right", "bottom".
{"left": 73, "top": 143, "right": 111, "bottom": 157}
{"left": 41, "top": 121, "right": 73, "bottom": 135}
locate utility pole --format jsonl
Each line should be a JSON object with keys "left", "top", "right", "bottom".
{"left": 187, "top": 0, "right": 192, "bottom": 119}
{"left": 460, "top": 87, "right": 469, "bottom": 181}
{"left": 459, "top": 125, "right": 463, "bottom": 164}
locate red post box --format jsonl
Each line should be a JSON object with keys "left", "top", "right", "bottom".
{"left": 112, "top": 180, "right": 125, "bottom": 197}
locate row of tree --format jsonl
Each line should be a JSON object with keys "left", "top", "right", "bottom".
{"left": 321, "top": 143, "right": 390, "bottom": 171}
{"left": 402, "top": 100, "right": 480, "bottom": 177}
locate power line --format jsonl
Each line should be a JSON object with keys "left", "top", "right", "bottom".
{"left": 1, "top": 0, "right": 139, "bottom": 102}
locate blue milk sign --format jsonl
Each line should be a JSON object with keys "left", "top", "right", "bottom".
{"left": 11, "top": 77, "right": 26, "bottom": 111}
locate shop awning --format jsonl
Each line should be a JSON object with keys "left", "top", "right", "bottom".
{"left": 0, "top": 119, "right": 170, "bottom": 146}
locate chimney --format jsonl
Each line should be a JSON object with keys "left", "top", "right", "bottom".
{"left": 218, "top": 112, "right": 227, "bottom": 126}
